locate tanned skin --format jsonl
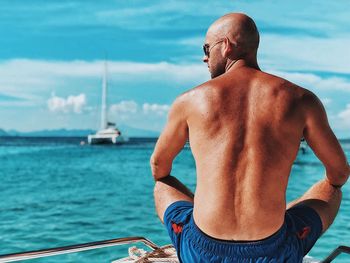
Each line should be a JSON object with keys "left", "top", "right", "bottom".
{"left": 151, "top": 13, "right": 350, "bottom": 241}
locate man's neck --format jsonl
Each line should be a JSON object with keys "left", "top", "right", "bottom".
{"left": 225, "top": 58, "right": 260, "bottom": 73}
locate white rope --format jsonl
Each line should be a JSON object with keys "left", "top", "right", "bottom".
{"left": 112, "top": 245, "right": 179, "bottom": 263}
{"left": 112, "top": 245, "right": 319, "bottom": 263}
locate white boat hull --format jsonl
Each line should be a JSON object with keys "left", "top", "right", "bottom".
{"left": 88, "top": 134, "right": 127, "bottom": 144}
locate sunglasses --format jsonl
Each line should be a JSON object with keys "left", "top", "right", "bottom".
{"left": 203, "top": 39, "right": 225, "bottom": 57}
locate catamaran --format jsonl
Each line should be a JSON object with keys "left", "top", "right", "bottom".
{"left": 88, "top": 61, "right": 127, "bottom": 145}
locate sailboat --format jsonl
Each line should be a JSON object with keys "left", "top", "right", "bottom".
{"left": 88, "top": 61, "right": 127, "bottom": 145}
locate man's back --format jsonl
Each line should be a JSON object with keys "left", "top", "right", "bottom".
{"left": 151, "top": 13, "right": 349, "bottom": 262}
{"left": 187, "top": 66, "right": 308, "bottom": 240}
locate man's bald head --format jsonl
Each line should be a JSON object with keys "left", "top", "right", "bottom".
{"left": 203, "top": 13, "right": 260, "bottom": 78}
{"left": 207, "top": 13, "right": 260, "bottom": 56}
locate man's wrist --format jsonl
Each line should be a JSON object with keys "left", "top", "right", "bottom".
{"left": 330, "top": 183, "right": 343, "bottom": 189}
{"left": 153, "top": 173, "right": 171, "bottom": 181}
{"left": 325, "top": 178, "right": 344, "bottom": 189}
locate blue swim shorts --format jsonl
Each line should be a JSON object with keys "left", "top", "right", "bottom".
{"left": 164, "top": 201, "right": 323, "bottom": 262}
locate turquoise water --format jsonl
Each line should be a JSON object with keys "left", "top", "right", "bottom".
{"left": 0, "top": 137, "right": 349, "bottom": 262}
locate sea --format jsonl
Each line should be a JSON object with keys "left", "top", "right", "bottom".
{"left": 0, "top": 137, "right": 349, "bottom": 262}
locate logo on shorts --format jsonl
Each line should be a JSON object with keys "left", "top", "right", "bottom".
{"left": 297, "top": 226, "right": 311, "bottom": 239}
{"left": 171, "top": 221, "right": 184, "bottom": 234}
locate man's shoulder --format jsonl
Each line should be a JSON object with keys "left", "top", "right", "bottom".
{"left": 170, "top": 81, "right": 217, "bottom": 119}
{"left": 176, "top": 80, "right": 216, "bottom": 101}
{"left": 263, "top": 72, "right": 325, "bottom": 118}
{"left": 170, "top": 88, "right": 197, "bottom": 114}
{"left": 259, "top": 71, "right": 311, "bottom": 97}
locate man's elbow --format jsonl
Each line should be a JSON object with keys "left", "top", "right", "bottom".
{"left": 326, "top": 164, "right": 350, "bottom": 187}
{"left": 344, "top": 164, "right": 350, "bottom": 182}
{"left": 339, "top": 164, "right": 350, "bottom": 184}
{"left": 150, "top": 155, "right": 171, "bottom": 181}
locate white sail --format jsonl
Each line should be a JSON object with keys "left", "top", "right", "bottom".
{"left": 100, "top": 60, "right": 108, "bottom": 130}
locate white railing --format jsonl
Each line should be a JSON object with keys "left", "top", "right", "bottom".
{"left": 0, "top": 236, "right": 159, "bottom": 262}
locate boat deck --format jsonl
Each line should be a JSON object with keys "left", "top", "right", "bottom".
{"left": 0, "top": 236, "right": 347, "bottom": 262}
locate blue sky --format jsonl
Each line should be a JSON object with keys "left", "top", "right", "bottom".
{"left": 0, "top": 0, "right": 349, "bottom": 138}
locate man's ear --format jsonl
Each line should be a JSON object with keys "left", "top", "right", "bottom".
{"left": 223, "top": 37, "right": 233, "bottom": 58}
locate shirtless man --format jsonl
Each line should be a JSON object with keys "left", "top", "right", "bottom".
{"left": 150, "top": 13, "right": 350, "bottom": 262}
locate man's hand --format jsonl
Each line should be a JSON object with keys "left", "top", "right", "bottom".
{"left": 150, "top": 94, "right": 189, "bottom": 181}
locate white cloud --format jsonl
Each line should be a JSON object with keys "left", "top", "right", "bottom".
{"left": 0, "top": 59, "right": 205, "bottom": 131}
{"left": 267, "top": 70, "right": 350, "bottom": 93}
{"left": 176, "top": 36, "right": 203, "bottom": 47}
{"left": 0, "top": 59, "right": 188, "bottom": 97}
{"left": 110, "top": 100, "right": 170, "bottom": 116}
{"left": 47, "top": 93, "right": 87, "bottom": 114}
{"left": 107, "top": 101, "right": 170, "bottom": 131}
{"left": 176, "top": 33, "right": 350, "bottom": 74}
{"left": 338, "top": 104, "right": 350, "bottom": 128}
{"left": 1, "top": 58, "right": 349, "bottom": 135}
{"left": 0, "top": 59, "right": 208, "bottom": 98}
{"left": 321, "top": 98, "right": 332, "bottom": 104}
{"left": 109, "top": 100, "right": 138, "bottom": 114}
{"left": 142, "top": 103, "right": 170, "bottom": 115}
{"left": 7, "top": 1, "right": 348, "bottom": 35}
{"left": 95, "top": 1, "right": 232, "bottom": 30}
{"left": 260, "top": 34, "right": 350, "bottom": 74}
{"left": 320, "top": 98, "right": 332, "bottom": 109}
{"left": 94, "top": 1, "right": 349, "bottom": 33}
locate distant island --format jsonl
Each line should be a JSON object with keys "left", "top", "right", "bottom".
{"left": 1, "top": 128, "right": 348, "bottom": 141}
{"left": 0, "top": 129, "right": 8, "bottom": 136}
{"left": 0, "top": 125, "right": 160, "bottom": 138}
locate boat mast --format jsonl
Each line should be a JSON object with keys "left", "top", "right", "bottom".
{"left": 100, "top": 60, "right": 108, "bottom": 130}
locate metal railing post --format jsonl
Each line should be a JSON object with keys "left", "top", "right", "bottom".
{"left": 321, "top": 245, "right": 350, "bottom": 263}
{"left": 0, "top": 236, "right": 159, "bottom": 262}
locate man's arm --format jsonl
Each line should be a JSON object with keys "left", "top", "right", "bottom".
{"left": 150, "top": 95, "right": 189, "bottom": 181}
{"left": 303, "top": 91, "right": 350, "bottom": 187}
